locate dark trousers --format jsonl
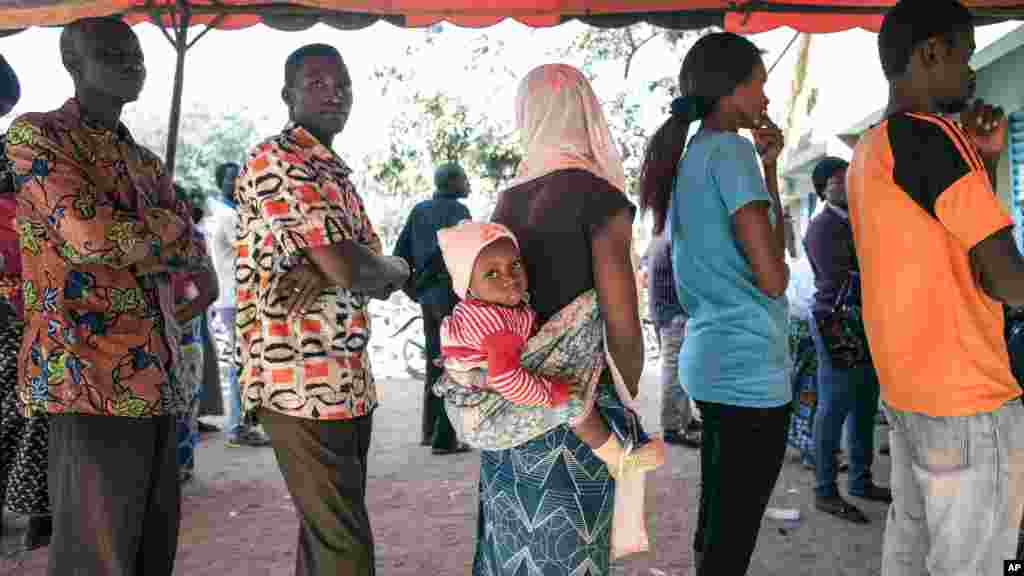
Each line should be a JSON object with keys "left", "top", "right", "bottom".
{"left": 198, "top": 316, "right": 224, "bottom": 417}
{"left": 694, "top": 401, "right": 790, "bottom": 576}
{"left": 261, "top": 409, "right": 375, "bottom": 576}
{"left": 48, "top": 414, "right": 180, "bottom": 576}
{"left": 421, "top": 302, "right": 456, "bottom": 450}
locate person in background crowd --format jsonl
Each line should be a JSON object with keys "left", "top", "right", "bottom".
{"left": 196, "top": 283, "right": 224, "bottom": 432}
{"left": 393, "top": 163, "right": 472, "bottom": 454}
{"left": 646, "top": 227, "right": 701, "bottom": 447}
{"left": 8, "top": 18, "right": 209, "bottom": 573}
{"left": 785, "top": 250, "right": 819, "bottom": 471}
{"left": 639, "top": 32, "right": 790, "bottom": 575}
{"left": 235, "top": 43, "right": 408, "bottom": 575}
{"left": 205, "top": 161, "right": 270, "bottom": 447}
{"left": 849, "top": 1, "right": 1024, "bottom": 571}
{"left": 0, "top": 52, "right": 53, "bottom": 551}
{"left": 172, "top": 186, "right": 218, "bottom": 483}
{"left": 804, "top": 156, "right": 891, "bottom": 524}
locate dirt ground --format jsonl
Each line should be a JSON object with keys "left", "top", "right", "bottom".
{"left": 1, "top": 365, "right": 891, "bottom": 576}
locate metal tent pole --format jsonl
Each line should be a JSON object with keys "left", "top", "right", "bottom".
{"left": 160, "top": 0, "right": 190, "bottom": 176}
{"left": 152, "top": 0, "right": 224, "bottom": 177}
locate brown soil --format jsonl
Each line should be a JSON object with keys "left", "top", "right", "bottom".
{"left": 2, "top": 369, "right": 889, "bottom": 576}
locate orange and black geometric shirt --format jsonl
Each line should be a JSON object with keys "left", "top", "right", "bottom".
{"left": 235, "top": 124, "right": 382, "bottom": 421}
{"left": 848, "top": 111, "right": 1021, "bottom": 417}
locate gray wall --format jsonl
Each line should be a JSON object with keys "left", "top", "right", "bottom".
{"left": 973, "top": 45, "right": 1024, "bottom": 209}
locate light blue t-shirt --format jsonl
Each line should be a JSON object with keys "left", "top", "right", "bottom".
{"left": 670, "top": 131, "right": 791, "bottom": 408}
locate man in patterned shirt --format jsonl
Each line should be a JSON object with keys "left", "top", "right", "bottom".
{"left": 6, "top": 18, "right": 208, "bottom": 575}
{"left": 235, "top": 44, "right": 408, "bottom": 575}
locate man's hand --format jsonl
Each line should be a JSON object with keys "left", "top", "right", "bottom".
{"left": 367, "top": 284, "right": 398, "bottom": 302}
{"left": 962, "top": 99, "right": 1007, "bottom": 161}
{"left": 752, "top": 117, "right": 785, "bottom": 167}
{"left": 275, "top": 261, "right": 330, "bottom": 316}
{"left": 364, "top": 256, "right": 410, "bottom": 301}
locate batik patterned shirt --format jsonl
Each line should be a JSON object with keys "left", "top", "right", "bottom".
{"left": 7, "top": 99, "right": 208, "bottom": 418}
{"left": 235, "top": 124, "right": 381, "bottom": 421}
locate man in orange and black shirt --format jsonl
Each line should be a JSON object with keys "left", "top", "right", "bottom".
{"left": 848, "top": 1, "right": 1024, "bottom": 572}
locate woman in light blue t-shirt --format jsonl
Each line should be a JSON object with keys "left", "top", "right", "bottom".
{"left": 638, "top": 32, "right": 792, "bottom": 576}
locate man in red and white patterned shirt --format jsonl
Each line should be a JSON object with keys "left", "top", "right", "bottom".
{"left": 235, "top": 44, "right": 408, "bottom": 576}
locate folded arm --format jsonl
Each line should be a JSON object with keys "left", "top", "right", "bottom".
{"left": 304, "top": 241, "right": 409, "bottom": 293}
{"left": 482, "top": 331, "right": 570, "bottom": 407}
{"left": 8, "top": 120, "right": 191, "bottom": 271}
{"left": 239, "top": 148, "right": 407, "bottom": 311}
{"left": 134, "top": 210, "right": 213, "bottom": 277}
{"left": 885, "top": 115, "right": 1022, "bottom": 306}
{"left": 721, "top": 136, "right": 789, "bottom": 299}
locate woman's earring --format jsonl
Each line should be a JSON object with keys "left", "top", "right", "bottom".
{"left": 521, "top": 291, "right": 531, "bottom": 305}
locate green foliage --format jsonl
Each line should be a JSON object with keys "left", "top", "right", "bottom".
{"left": 557, "top": 25, "right": 707, "bottom": 195}
{"left": 421, "top": 94, "right": 475, "bottom": 164}
{"left": 564, "top": 24, "right": 699, "bottom": 81}
{"left": 366, "top": 90, "right": 521, "bottom": 201}
{"left": 602, "top": 93, "right": 649, "bottom": 192}
{"left": 129, "top": 103, "right": 265, "bottom": 203}
{"left": 363, "top": 28, "right": 524, "bottom": 206}
{"left": 473, "top": 124, "right": 521, "bottom": 192}
{"left": 806, "top": 86, "right": 819, "bottom": 116}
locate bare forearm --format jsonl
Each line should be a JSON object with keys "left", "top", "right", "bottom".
{"left": 767, "top": 164, "right": 792, "bottom": 291}
{"left": 606, "top": 334, "right": 643, "bottom": 397}
{"left": 305, "top": 242, "right": 407, "bottom": 292}
{"left": 764, "top": 163, "right": 786, "bottom": 256}
{"left": 591, "top": 209, "right": 645, "bottom": 397}
{"left": 973, "top": 227, "right": 1024, "bottom": 307}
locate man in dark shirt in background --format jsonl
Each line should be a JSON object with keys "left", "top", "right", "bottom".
{"left": 804, "top": 156, "right": 890, "bottom": 524}
{"left": 394, "top": 163, "right": 472, "bottom": 454}
{"left": 647, "top": 229, "right": 701, "bottom": 447}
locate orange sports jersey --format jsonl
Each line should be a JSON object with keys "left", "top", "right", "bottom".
{"left": 847, "top": 112, "right": 1021, "bottom": 417}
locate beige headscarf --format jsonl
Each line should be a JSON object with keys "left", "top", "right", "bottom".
{"left": 510, "top": 64, "right": 627, "bottom": 193}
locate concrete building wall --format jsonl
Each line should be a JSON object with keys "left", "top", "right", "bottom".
{"left": 972, "top": 39, "right": 1024, "bottom": 210}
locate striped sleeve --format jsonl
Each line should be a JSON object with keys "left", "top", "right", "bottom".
{"left": 442, "top": 302, "right": 560, "bottom": 406}
{"left": 889, "top": 113, "right": 1011, "bottom": 249}
{"left": 488, "top": 365, "right": 556, "bottom": 405}
{"left": 483, "top": 307, "right": 562, "bottom": 406}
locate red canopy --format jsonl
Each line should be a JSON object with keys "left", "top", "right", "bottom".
{"left": 1, "top": 0, "right": 1022, "bottom": 34}
{"left": 3, "top": 0, "right": 1020, "bottom": 175}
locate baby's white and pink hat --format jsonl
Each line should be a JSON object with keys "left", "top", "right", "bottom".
{"left": 437, "top": 220, "right": 519, "bottom": 300}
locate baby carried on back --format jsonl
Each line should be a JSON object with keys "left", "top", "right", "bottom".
{"left": 430, "top": 220, "right": 664, "bottom": 477}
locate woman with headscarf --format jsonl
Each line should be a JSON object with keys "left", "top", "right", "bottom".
{"left": 638, "top": 33, "right": 790, "bottom": 574}
{"left": 0, "top": 53, "right": 52, "bottom": 549}
{"left": 475, "top": 63, "right": 644, "bottom": 575}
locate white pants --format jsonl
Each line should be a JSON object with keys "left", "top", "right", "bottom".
{"left": 883, "top": 400, "right": 1024, "bottom": 576}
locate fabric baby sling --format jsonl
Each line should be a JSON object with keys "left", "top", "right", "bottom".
{"left": 434, "top": 289, "right": 649, "bottom": 558}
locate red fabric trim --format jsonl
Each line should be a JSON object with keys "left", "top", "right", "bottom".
{"left": 8, "top": 1, "right": 1018, "bottom": 33}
